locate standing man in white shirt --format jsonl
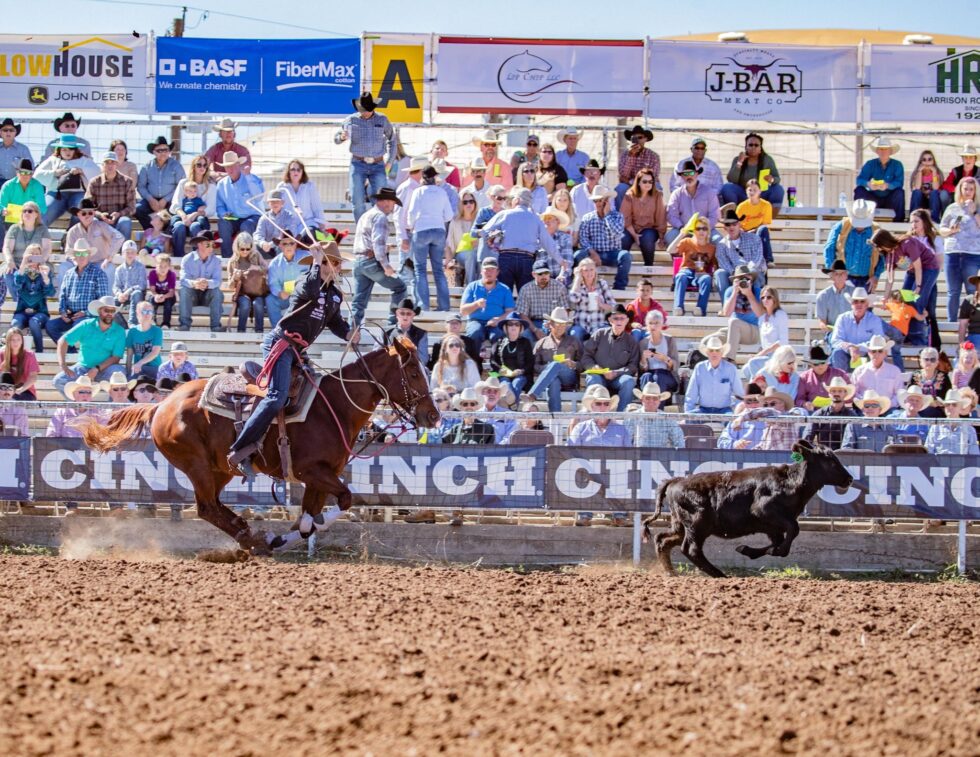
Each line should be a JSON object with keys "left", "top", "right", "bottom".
{"left": 407, "top": 167, "right": 454, "bottom": 311}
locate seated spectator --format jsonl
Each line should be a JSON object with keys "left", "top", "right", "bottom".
{"left": 926, "top": 389, "right": 980, "bottom": 454}
{"left": 736, "top": 179, "right": 774, "bottom": 264}
{"left": 830, "top": 287, "right": 886, "bottom": 371}
{"left": 940, "top": 177, "right": 980, "bottom": 324}
{"left": 756, "top": 285, "right": 789, "bottom": 351}
{"left": 668, "top": 217, "right": 716, "bottom": 317}
{"left": 626, "top": 279, "right": 667, "bottom": 339}
{"left": 214, "top": 151, "right": 264, "bottom": 259}
{"left": 475, "top": 376, "right": 517, "bottom": 443}
{"left": 424, "top": 389, "right": 457, "bottom": 444}
{"left": 582, "top": 304, "right": 639, "bottom": 412}
{"left": 841, "top": 390, "right": 892, "bottom": 451}
{"left": 43, "top": 114, "right": 92, "bottom": 160}
{"left": 909, "top": 346, "right": 951, "bottom": 416}
{"left": 460, "top": 258, "right": 514, "bottom": 345}
{"left": 629, "top": 383, "right": 683, "bottom": 448}
{"left": 909, "top": 149, "right": 947, "bottom": 222}
{"left": 728, "top": 386, "right": 805, "bottom": 451}
{"left": 53, "top": 295, "right": 127, "bottom": 399}
{"left": 570, "top": 159, "right": 603, "bottom": 221}
{"left": 873, "top": 288, "right": 927, "bottom": 359}
{"left": 615, "top": 125, "right": 660, "bottom": 207}
{"left": 102, "top": 372, "right": 136, "bottom": 404}
{"left": 35, "top": 135, "right": 98, "bottom": 226}
{"left": 722, "top": 133, "right": 784, "bottom": 209}
{"left": 2, "top": 196, "right": 51, "bottom": 298}
{"left": 855, "top": 137, "right": 905, "bottom": 223}
{"left": 129, "top": 375, "right": 160, "bottom": 404}
{"left": 227, "top": 232, "right": 268, "bottom": 334}
{"left": 753, "top": 345, "right": 801, "bottom": 401}
{"left": 574, "top": 185, "right": 631, "bottom": 291}
{"left": 893, "top": 385, "right": 932, "bottom": 443}
{"left": 146, "top": 254, "right": 176, "bottom": 328}
{"left": 428, "top": 313, "right": 481, "bottom": 372}
{"left": 804, "top": 376, "right": 857, "bottom": 449}
{"left": 535, "top": 143, "right": 567, "bottom": 196}
{"left": 515, "top": 259, "right": 570, "bottom": 342}
{"left": 637, "top": 310, "right": 679, "bottom": 398}
{"left": 254, "top": 188, "right": 302, "bottom": 260}
{"left": 157, "top": 341, "right": 198, "bottom": 383}
{"left": 568, "top": 386, "right": 631, "bottom": 445}
{"left": 142, "top": 211, "right": 172, "bottom": 257}
{"left": 84, "top": 151, "right": 136, "bottom": 242}
{"left": 206, "top": 119, "right": 252, "bottom": 175}
{"left": 113, "top": 240, "right": 147, "bottom": 325}
{"left": 429, "top": 140, "right": 461, "bottom": 189}
{"left": 684, "top": 335, "right": 739, "bottom": 414}
{"left": 126, "top": 302, "right": 163, "bottom": 379}
{"left": 0, "top": 161, "right": 47, "bottom": 247}
{"left": 444, "top": 388, "right": 495, "bottom": 444}
{"left": 462, "top": 157, "right": 491, "bottom": 209}
{"left": 539, "top": 208, "right": 574, "bottom": 287}
{"left": 712, "top": 264, "right": 761, "bottom": 360}
{"left": 429, "top": 334, "right": 480, "bottom": 395}
{"left": 447, "top": 189, "right": 478, "bottom": 287}
{"left": 491, "top": 313, "right": 534, "bottom": 398}
{"left": 816, "top": 261, "right": 855, "bottom": 343}
{"left": 524, "top": 306, "right": 583, "bottom": 413}
{"left": 385, "top": 299, "right": 430, "bottom": 366}
{"left": 620, "top": 168, "right": 667, "bottom": 266}
{"left": 824, "top": 200, "right": 882, "bottom": 291}
{"left": 136, "top": 137, "right": 184, "bottom": 232}
{"left": 47, "top": 375, "right": 107, "bottom": 454}
{"left": 795, "top": 342, "right": 851, "bottom": 412}
{"left": 170, "top": 172, "right": 213, "bottom": 256}
{"left": 64, "top": 197, "right": 125, "bottom": 266}
{"left": 469, "top": 129, "right": 512, "bottom": 190}
{"left": 951, "top": 342, "right": 979, "bottom": 388}
{"left": 669, "top": 136, "right": 723, "bottom": 195}
{"left": 943, "top": 145, "right": 979, "bottom": 198}
{"left": 567, "top": 257, "right": 615, "bottom": 342}
{"left": 266, "top": 233, "right": 305, "bottom": 328}
{"left": 12, "top": 250, "right": 54, "bottom": 352}
{"left": 555, "top": 127, "right": 589, "bottom": 187}
{"left": 0, "top": 372, "right": 28, "bottom": 434}
{"left": 178, "top": 230, "right": 224, "bottom": 332}
{"left": 0, "top": 327, "right": 39, "bottom": 400}
{"left": 516, "top": 163, "right": 548, "bottom": 214}
{"left": 46, "top": 239, "right": 110, "bottom": 344}
{"left": 108, "top": 140, "right": 138, "bottom": 188}
{"left": 714, "top": 205, "right": 767, "bottom": 300}
{"left": 852, "top": 334, "right": 904, "bottom": 408}
{"left": 276, "top": 159, "right": 325, "bottom": 232}
{"left": 717, "top": 385, "right": 766, "bottom": 450}
{"left": 665, "top": 160, "right": 721, "bottom": 245}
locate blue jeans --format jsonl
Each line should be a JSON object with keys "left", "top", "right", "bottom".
{"left": 854, "top": 186, "right": 906, "bottom": 223}
{"left": 45, "top": 314, "right": 85, "bottom": 344}
{"left": 236, "top": 294, "right": 265, "bottom": 332}
{"left": 573, "top": 248, "right": 631, "bottom": 290}
{"left": 54, "top": 363, "right": 126, "bottom": 399}
{"left": 910, "top": 188, "right": 949, "bottom": 222}
{"left": 267, "top": 293, "right": 289, "bottom": 327}
{"left": 945, "top": 253, "right": 980, "bottom": 323}
{"left": 217, "top": 216, "right": 260, "bottom": 258}
{"left": 721, "top": 183, "right": 785, "bottom": 209}
{"left": 12, "top": 311, "right": 48, "bottom": 352}
{"left": 756, "top": 225, "right": 773, "bottom": 264}
{"left": 456, "top": 249, "right": 478, "bottom": 286}
{"left": 113, "top": 216, "right": 133, "bottom": 242}
{"left": 966, "top": 333, "right": 980, "bottom": 350}
{"left": 568, "top": 324, "right": 590, "bottom": 343}
{"left": 170, "top": 217, "right": 209, "bottom": 257}
{"left": 230, "top": 330, "right": 294, "bottom": 453}
{"left": 501, "top": 375, "right": 528, "bottom": 399}
{"left": 498, "top": 251, "right": 535, "bottom": 295}
{"left": 621, "top": 228, "right": 659, "bottom": 266}
{"left": 116, "top": 290, "right": 145, "bottom": 325}
{"left": 674, "top": 268, "right": 711, "bottom": 314}
{"left": 639, "top": 369, "right": 678, "bottom": 396}
{"left": 351, "top": 256, "right": 406, "bottom": 326}
{"left": 43, "top": 190, "right": 84, "bottom": 226}
{"left": 528, "top": 362, "right": 579, "bottom": 412}
{"left": 350, "top": 159, "right": 389, "bottom": 222}
{"left": 584, "top": 372, "right": 636, "bottom": 411}
{"left": 464, "top": 319, "right": 504, "bottom": 345}
{"left": 412, "top": 227, "right": 450, "bottom": 311}
{"left": 178, "top": 287, "right": 223, "bottom": 330}
{"left": 882, "top": 323, "right": 907, "bottom": 370}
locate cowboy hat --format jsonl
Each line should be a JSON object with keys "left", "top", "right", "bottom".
{"left": 898, "top": 385, "right": 933, "bottom": 409}
{"left": 408, "top": 156, "right": 430, "bottom": 172}
{"left": 469, "top": 157, "right": 489, "bottom": 172}
{"left": 212, "top": 117, "right": 238, "bottom": 132}
{"left": 675, "top": 159, "right": 704, "bottom": 176}
{"left": 588, "top": 184, "right": 616, "bottom": 202}
{"left": 825, "top": 375, "right": 856, "bottom": 401}
{"left": 16, "top": 158, "right": 33, "bottom": 173}
{"left": 939, "top": 388, "right": 971, "bottom": 409}
{"left": 579, "top": 158, "right": 605, "bottom": 176}
{"left": 52, "top": 134, "right": 80, "bottom": 151}
{"left": 53, "top": 112, "right": 81, "bottom": 131}
{"left": 471, "top": 129, "right": 501, "bottom": 147}
{"left": 430, "top": 158, "right": 452, "bottom": 178}
{"left": 100, "top": 373, "right": 137, "bottom": 394}
{"left": 623, "top": 125, "right": 653, "bottom": 141}
{"left": 352, "top": 91, "right": 378, "bottom": 113}
{"left": 71, "top": 239, "right": 93, "bottom": 258}
{"left": 0, "top": 118, "right": 21, "bottom": 136}
{"left": 146, "top": 136, "right": 175, "bottom": 154}
{"left": 821, "top": 259, "right": 849, "bottom": 275}
{"left": 762, "top": 386, "right": 794, "bottom": 411}
{"left": 868, "top": 137, "right": 900, "bottom": 154}
{"left": 544, "top": 306, "right": 572, "bottom": 324}
{"left": 0, "top": 371, "right": 15, "bottom": 388}
{"left": 394, "top": 298, "right": 421, "bottom": 315}
{"left": 557, "top": 127, "right": 580, "bottom": 144}
{"left": 189, "top": 230, "right": 218, "bottom": 246}
{"left": 475, "top": 376, "right": 516, "bottom": 407}
{"left": 700, "top": 334, "right": 727, "bottom": 352}
{"left": 848, "top": 286, "right": 870, "bottom": 302}
{"left": 297, "top": 240, "right": 348, "bottom": 267}
{"left": 499, "top": 311, "right": 525, "bottom": 328}
{"left": 847, "top": 198, "right": 877, "bottom": 229}
{"left": 88, "top": 295, "right": 118, "bottom": 317}
{"left": 540, "top": 207, "right": 570, "bottom": 229}
{"left": 606, "top": 303, "right": 631, "bottom": 322}
{"left": 731, "top": 263, "right": 757, "bottom": 281}
{"left": 960, "top": 144, "right": 978, "bottom": 157}
{"left": 68, "top": 197, "right": 98, "bottom": 216}
{"left": 854, "top": 389, "right": 891, "bottom": 412}
{"left": 719, "top": 205, "right": 746, "bottom": 226}
{"left": 808, "top": 341, "right": 831, "bottom": 365}
{"left": 582, "top": 385, "right": 616, "bottom": 411}
{"left": 865, "top": 334, "right": 895, "bottom": 352}
{"left": 128, "top": 375, "right": 158, "bottom": 401}
{"left": 452, "top": 387, "right": 484, "bottom": 411}
{"left": 216, "top": 150, "right": 246, "bottom": 167}
{"left": 634, "top": 383, "right": 670, "bottom": 401}
{"left": 64, "top": 374, "right": 101, "bottom": 401}
{"left": 372, "top": 187, "right": 402, "bottom": 206}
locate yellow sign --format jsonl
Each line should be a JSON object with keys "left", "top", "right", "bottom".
{"left": 758, "top": 169, "right": 771, "bottom": 191}
{"left": 371, "top": 44, "right": 424, "bottom": 123}
{"left": 284, "top": 279, "right": 296, "bottom": 294}
{"left": 4, "top": 204, "right": 22, "bottom": 223}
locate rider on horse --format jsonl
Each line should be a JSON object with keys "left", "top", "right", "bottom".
{"left": 227, "top": 237, "right": 352, "bottom": 479}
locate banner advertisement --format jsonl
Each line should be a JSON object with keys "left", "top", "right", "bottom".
{"left": 0, "top": 34, "right": 148, "bottom": 111}
{"left": 154, "top": 37, "right": 360, "bottom": 115}
{"left": 869, "top": 45, "right": 980, "bottom": 122}
{"left": 0, "top": 437, "right": 31, "bottom": 500}
{"left": 436, "top": 37, "right": 644, "bottom": 116}
{"left": 32, "top": 438, "right": 281, "bottom": 506}
{"left": 646, "top": 41, "right": 858, "bottom": 122}
{"left": 363, "top": 32, "right": 430, "bottom": 123}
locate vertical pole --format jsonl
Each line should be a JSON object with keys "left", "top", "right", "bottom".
{"left": 632, "top": 512, "right": 642, "bottom": 567}
{"left": 957, "top": 520, "right": 967, "bottom": 575}
{"left": 817, "top": 132, "right": 826, "bottom": 209}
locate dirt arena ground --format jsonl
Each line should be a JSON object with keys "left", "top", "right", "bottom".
{"left": 1, "top": 556, "right": 978, "bottom": 756}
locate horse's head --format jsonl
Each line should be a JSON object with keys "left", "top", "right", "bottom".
{"left": 382, "top": 336, "right": 441, "bottom": 429}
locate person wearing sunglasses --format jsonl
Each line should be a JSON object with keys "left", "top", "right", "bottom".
{"left": 45, "top": 239, "right": 110, "bottom": 345}
{"left": 0, "top": 118, "right": 32, "bottom": 184}
{"left": 205, "top": 117, "right": 252, "bottom": 176}
{"left": 721, "top": 133, "right": 784, "bottom": 210}
{"left": 851, "top": 334, "right": 903, "bottom": 410}
{"left": 85, "top": 151, "right": 136, "bottom": 242}
{"left": 668, "top": 136, "right": 723, "bottom": 195}
{"left": 136, "top": 137, "right": 185, "bottom": 234}
{"left": 34, "top": 134, "right": 98, "bottom": 226}
{"left": 841, "top": 389, "right": 893, "bottom": 451}
{"left": 855, "top": 137, "right": 906, "bottom": 224}
{"left": 42, "top": 112, "right": 92, "bottom": 161}
{"left": 63, "top": 197, "right": 124, "bottom": 268}
{"left": 227, "top": 232, "right": 269, "bottom": 333}
{"left": 0, "top": 157, "right": 46, "bottom": 255}
{"left": 2, "top": 193, "right": 51, "bottom": 303}
{"left": 276, "top": 159, "right": 326, "bottom": 233}
{"left": 665, "top": 160, "right": 721, "bottom": 246}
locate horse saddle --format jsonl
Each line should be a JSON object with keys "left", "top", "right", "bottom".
{"left": 201, "top": 362, "right": 311, "bottom": 420}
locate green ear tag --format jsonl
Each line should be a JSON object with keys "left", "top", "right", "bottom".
{"left": 790, "top": 452, "right": 804, "bottom": 463}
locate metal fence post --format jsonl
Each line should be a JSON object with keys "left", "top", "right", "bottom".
{"left": 632, "top": 511, "right": 642, "bottom": 566}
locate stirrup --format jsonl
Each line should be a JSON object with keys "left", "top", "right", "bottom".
{"left": 228, "top": 446, "right": 259, "bottom": 480}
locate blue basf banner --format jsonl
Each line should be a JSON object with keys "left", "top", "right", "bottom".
{"left": 154, "top": 37, "right": 360, "bottom": 115}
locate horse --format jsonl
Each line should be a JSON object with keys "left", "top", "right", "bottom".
{"left": 78, "top": 336, "right": 439, "bottom": 555}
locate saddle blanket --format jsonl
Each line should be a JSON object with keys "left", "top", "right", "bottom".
{"left": 198, "top": 369, "right": 325, "bottom": 426}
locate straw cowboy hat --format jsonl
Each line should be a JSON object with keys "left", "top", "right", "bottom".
{"left": 960, "top": 144, "right": 978, "bottom": 157}
{"left": 407, "top": 156, "right": 430, "bottom": 172}
{"left": 557, "top": 127, "right": 580, "bottom": 144}
{"left": 865, "top": 334, "right": 895, "bottom": 352}
{"left": 64, "top": 374, "right": 102, "bottom": 401}
{"left": 581, "top": 385, "right": 616, "bottom": 411}
{"left": 847, "top": 199, "right": 877, "bottom": 229}
{"left": 544, "top": 306, "right": 573, "bottom": 324}
{"left": 87, "top": 295, "right": 118, "bottom": 317}
{"left": 469, "top": 157, "right": 489, "bottom": 172}
{"left": 825, "top": 375, "right": 856, "bottom": 401}
{"left": 854, "top": 389, "right": 891, "bottom": 413}
{"left": 296, "top": 240, "right": 348, "bottom": 266}
{"left": 868, "top": 137, "right": 900, "bottom": 154}
{"left": 939, "top": 388, "right": 971, "bottom": 410}
{"left": 700, "top": 334, "right": 727, "bottom": 352}
{"left": 588, "top": 184, "right": 616, "bottom": 202}
{"left": 216, "top": 150, "right": 247, "bottom": 167}
{"left": 762, "top": 386, "right": 794, "bottom": 411}
{"left": 471, "top": 129, "right": 501, "bottom": 147}
{"left": 540, "top": 207, "right": 570, "bottom": 230}
{"left": 452, "top": 387, "right": 484, "bottom": 411}
{"left": 898, "top": 385, "right": 933, "bottom": 409}
{"left": 212, "top": 117, "right": 238, "bottom": 132}
{"left": 634, "top": 383, "right": 670, "bottom": 401}
{"left": 848, "top": 286, "right": 870, "bottom": 302}
{"left": 100, "top": 373, "right": 137, "bottom": 394}
{"left": 475, "top": 376, "right": 515, "bottom": 408}
{"left": 430, "top": 158, "right": 452, "bottom": 178}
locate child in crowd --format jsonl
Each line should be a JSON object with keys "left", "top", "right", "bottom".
{"left": 875, "top": 289, "right": 927, "bottom": 348}
{"left": 146, "top": 254, "right": 177, "bottom": 328}
{"left": 737, "top": 179, "right": 774, "bottom": 264}
{"left": 626, "top": 279, "right": 667, "bottom": 339}
{"left": 12, "top": 246, "right": 54, "bottom": 352}
{"left": 157, "top": 341, "right": 199, "bottom": 383}
{"left": 142, "top": 211, "right": 172, "bottom": 256}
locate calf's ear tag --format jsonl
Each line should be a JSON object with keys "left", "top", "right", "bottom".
{"left": 790, "top": 452, "right": 805, "bottom": 463}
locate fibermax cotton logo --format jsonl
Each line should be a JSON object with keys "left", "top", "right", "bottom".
{"left": 704, "top": 48, "right": 802, "bottom": 117}
{"left": 274, "top": 60, "right": 357, "bottom": 91}
{"left": 496, "top": 50, "right": 577, "bottom": 104}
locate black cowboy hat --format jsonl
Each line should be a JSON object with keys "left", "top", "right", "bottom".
{"left": 579, "top": 158, "right": 606, "bottom": 176}
{"left": 746, "top": 383, "right": 764, "bottom": 396}
{"left": 156, "top": 372, "right": 194, "bottom": 394}
{"left": 372, "top": 186, "right": 402, "bottom": 206}
{"left": 675, "top": 159, "right": 704, "bottom": 176}
{"left": 147, "top": 136, "right": 175, "bottom": 154}
{"left": 821, "top": 259, "right": 849, "bottom": 275}
{"left": 189, "top": 229, "right": 218, "bottom": 245}
{"left": 128, "top": 375, "right": 158, "bottom": 402}
{"left": 17, "top": 158, "right": 33, "bottom": 172}
{"left": 69, "top": 197, "right": 98, "bottom": 216}
{"left": 808, "top": 341, "right": 830, "bottom": 364}
{"left": 352, "top": 91, "right": 378, "bottom": 112}
{"left": 0, "top": 371, "right": 15, "bottom": 386}
{"left": 720, "top": 206, "right": 746, "bottom": 225}
{"left": 0, "top": 118, "right": 21, "bottom": 136}
{"left": 53, "top": 112, "right": 81, "bottom": 131}
{"left": 395, "top": 298, "right": 421, "bottom": 315}
{"left": 624, "top": 125, "right": 654, "bottom": 141}
{"left": 605, "top": 303, "right": 631, "bottom": 322}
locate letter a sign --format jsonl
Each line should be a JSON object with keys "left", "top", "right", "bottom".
{"left": 370, "top": 43, "right": 424, "bottom": 123}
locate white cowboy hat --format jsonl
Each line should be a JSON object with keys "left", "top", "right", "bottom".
{"left": 87, "top": 295, "right": 118, "bottom": 317}
{"left": 868, "top": 136, "right": 900, "bottom": 154}
{"left": 471, "top": 129, "right": 501, "bottom": 147}
{"left": 898, "top": 385, "right": 933, "bottom": 409}
{"left": 540, "top": 207, "right": 570, "bottom": 229}
{"left": 847, "top": 199, "right": 877, "bottom": 230}
{"left": 854, "top": 389, "right": 891, "bottom": 413}
{"left": 848, "top": 286, "right": 870, "bottom": 302}
{"left": 100, "top": 373, "right": 137, "bottom": 394}
{"left": 634, "top": 383, "right": 670, "bottom": 401}
{"left": 452, "top": 387, "right": 484, "bottom": 411}
{"left": 960, "top": 144, "right": 978, "bottom": 157}
{"left": 72, "top": 238, "right": 93, "bottom": 255}
{"left": 544, "top": 306, "right": 573, "bottom": 324}
{"left": 762, "top": 386, "right": 794, "bottom": 411}
{"left": 407, "top": 156, "right": 430, "bottom": 172}
{"left": 64, "top": 374, "right": 102, "bottom": 401}
{"left": 212, "top": 117, "right": 238, "bottom": 132}
{"left": 430, "top": 158, "right": 452, "bottom": 178}
{"left": 475, "top": 376, "right": 516, "bottom": 408}
{"left": 939, "top": 389, "right": 971, "bottom": 410}
{"left": 582, "top": 385, "right": 616, "bottom": 411}
{"left": 865, "top": 334, "right": 895, "bottom": 352}
{"left": 588, "top": 184, "right": 616, "bottom": 202}
{"left": 557, "top": 127, "right": 580, "bottom": 144}
{"left": 700, "top": 334, "right": 727, "bottom": 352}
{"left": 216, "top": 150, "right": 246, "bottom": 167}
{"left": 469, "top": 157, "right": 488, "bottom": 172}
{"left": 825, "top": 376, "right": 856, "bottom": 401}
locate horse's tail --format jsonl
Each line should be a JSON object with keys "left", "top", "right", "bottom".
{"left": 641, "top": 480, "right": 671, "bottom": 543}
{"left": 77, "top": 404, "right": 158, "bottom": 453}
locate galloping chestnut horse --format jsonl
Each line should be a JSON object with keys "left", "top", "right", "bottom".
{"left": 79, "top": 337, "right": 439, "bottom": 554}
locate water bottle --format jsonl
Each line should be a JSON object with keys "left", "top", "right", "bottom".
{"left": 838, "top": 191, "right": 848, "bottom": 209}
{"left": 787, "top": 187, "right": 797, "bottom": 207}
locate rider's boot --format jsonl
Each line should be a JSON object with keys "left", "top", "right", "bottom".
{"left": 227, "top": 443, "right": 261, "bottom": 481}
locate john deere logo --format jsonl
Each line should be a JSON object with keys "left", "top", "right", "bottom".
{"left": 930, "top": 48, "right": 980, "bottom": 94}
{"left": 704, "top": 48, "right": 802, "bottom": 117}
{"left": 28, "top": 86, "right": 48, "bottom": 105}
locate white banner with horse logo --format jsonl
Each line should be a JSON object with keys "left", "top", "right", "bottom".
{"left": 436, "top": 37, "right": 644, "bottom": 116}
{"left": 646, "top": 41, "right": 857, "bottom": 122}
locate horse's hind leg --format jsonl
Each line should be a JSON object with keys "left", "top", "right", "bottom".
{"left": 191, "top": 468, "right": 270, "bottom": 554}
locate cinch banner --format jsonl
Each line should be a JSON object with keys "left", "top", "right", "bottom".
{"left": 869, "top": 45, "right": 980, "bottom": 123}
{"left": 155, "top": 37, "right": 360, "bottom": 115}
{"left": 363, "top": 32, "right": 430, "bottom": 124}
{"left": 0, "top": 34, "right": 148, "bottom": 111}
{"left": 436, "top": 37, "right": 644, "bottom": 116}
{"left": 0, "top": 437, "right": 31, "bottom": 500}
{"left": 647, "top": 41, "right": 858, "bottom": 122}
